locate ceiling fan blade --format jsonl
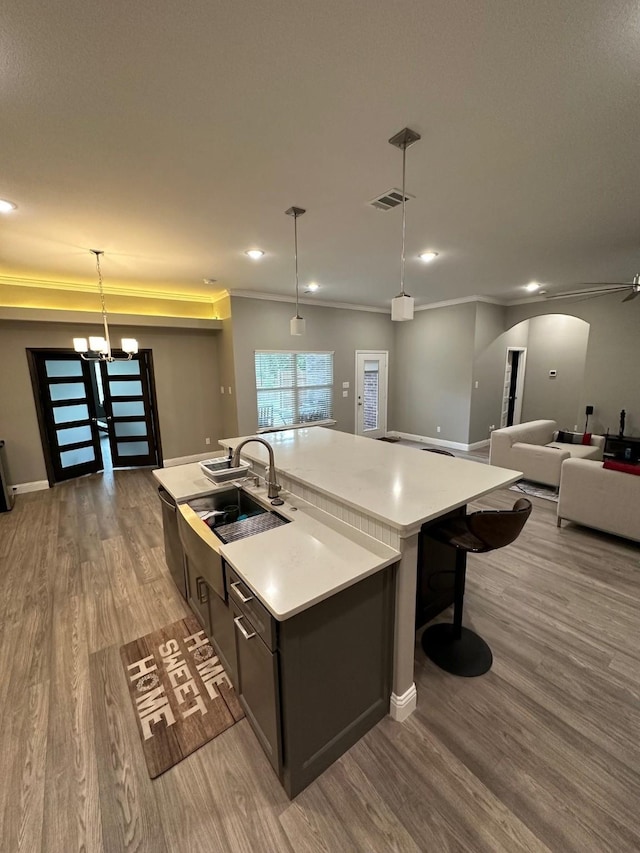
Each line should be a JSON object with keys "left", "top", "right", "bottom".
{"left": 545, "top": 286, "right": 628, "bottom": 300}
{"left": 576, "top": 282, "right": 632, "bottom": 288}
{"left": 622, "top": 290, "right": 639, "bottom": 302}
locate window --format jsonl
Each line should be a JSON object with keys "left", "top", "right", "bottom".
{"left": 255, "top": 351, "right": 334, "bottom": 428}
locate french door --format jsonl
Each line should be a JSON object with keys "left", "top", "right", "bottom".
{"left": 355, "top": 351, "right": 388, "bottom": 438}
{"left": 99, "top": 352, "right": 161, "bottom": 468}
{"left": 28, "top": 351, "right": 104, "bottom": 483}
{"left": 28, "top": 349, "right": 162, "bottom": 485}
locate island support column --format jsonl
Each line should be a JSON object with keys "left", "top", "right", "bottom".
{"left": 389, "top": 532, "right": 419, "bottom": 721}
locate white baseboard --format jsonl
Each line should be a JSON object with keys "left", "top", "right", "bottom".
{"left": 12, "top": 480, "right": 50, "bottom": 494}
{"left": 389, "top": 684, "right": 417, "bottom": 722}
{"left": 388, "top": 431, "right": 490, "bottom": 453}
{"left": 162, "top": 451, "right": 225, "bottom": 468}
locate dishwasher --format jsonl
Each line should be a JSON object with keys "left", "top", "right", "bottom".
{"left": 158, "top": 487, "right": 187, "bottom": 599}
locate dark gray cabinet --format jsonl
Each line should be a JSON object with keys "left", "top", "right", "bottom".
{"left": 231, "top": 600, "right": 282, "bottom": 774}
{"left": 227, "top": 562, "right": 395, "bottom": 798}
{"left": 209, "top": 581, "right": 238, "bottom": 688}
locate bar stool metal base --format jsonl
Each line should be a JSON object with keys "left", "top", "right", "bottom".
{"left": 421, "top": 623, "right": 493, "bottom": 677}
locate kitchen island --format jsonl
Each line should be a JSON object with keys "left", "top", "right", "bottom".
{"left": 156, "top": 428, "right": 520, "bottom": 722}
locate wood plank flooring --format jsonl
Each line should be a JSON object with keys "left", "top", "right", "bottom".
{"left": 0, "top": 466, "right": 638, "bottom": 852}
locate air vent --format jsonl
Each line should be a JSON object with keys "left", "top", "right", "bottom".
{"left": 369, "top": 188, "right": 415, "bottom": 211}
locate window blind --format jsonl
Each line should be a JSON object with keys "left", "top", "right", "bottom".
{"left": 254, "top": 351, "right": 334, "bottom": 428}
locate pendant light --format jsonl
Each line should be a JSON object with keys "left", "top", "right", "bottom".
{"left": 286, "top": 206, "right": 306, "bottom": 335}
{"left": 72, "top": 250, "right": 139, "bottom": 361}
{"left": 389, "top": 127, "right": 421, "bottom": 321}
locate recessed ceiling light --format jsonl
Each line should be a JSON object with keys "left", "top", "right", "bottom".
{"left": 418, "top": 251, "right": 438, "bottom": 262}
{"left": 525, "top": 282, "right": 540, "bottom": 292}
{"left": 306, "top": 283, "right": 320, "bottom": 292}
{"left": 245, "top": 249, "right": 264, "bottom": 260}
{"left": 0, "top": 199, "right": 17, "bottom": 213}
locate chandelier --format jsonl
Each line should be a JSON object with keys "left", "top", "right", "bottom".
{"left": 73, "top": 250, "right": 139, "bottom": 361}
{"left": 389, "top": 127, "right": 421, "bottom": 321}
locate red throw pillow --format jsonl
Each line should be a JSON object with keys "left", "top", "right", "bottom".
{"left": 603, "top": 460, "right": 640, "bottom": 476}
{"left": 581, "top": 432, "right": 592, "bottom": 445}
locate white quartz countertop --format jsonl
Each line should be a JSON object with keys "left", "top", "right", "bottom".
{"left": 220, "top": 428, "right": 522, "bottom": 534}
{"left": 153, "top": 461, "right": 230, "bottom": 502}
{"left": 218, "top": 484, "right": 400, "bottom": 620}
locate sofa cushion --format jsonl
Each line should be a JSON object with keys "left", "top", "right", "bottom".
{"left": 546, "top": 443, "right": 601, "bottom": 461}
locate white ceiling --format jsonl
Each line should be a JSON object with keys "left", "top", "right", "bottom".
{"left": 2, "top": 0, "right": 640, "bottom": 309}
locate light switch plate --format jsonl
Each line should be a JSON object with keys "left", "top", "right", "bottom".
{"left": 342, "top": 390, "right": 348, "bottom": 397}
{"left": 220, "top": 386, "right": 225, "bottom": 394}
{"left": 342, "top": 381, "right": 350, "bottom": 389}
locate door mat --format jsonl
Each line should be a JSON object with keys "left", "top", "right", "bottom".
{"left": 119, "top": 614, "right": 244, "bottom": 778}
{"left": 509, "top": 480, "right": 559, "bottom": 503}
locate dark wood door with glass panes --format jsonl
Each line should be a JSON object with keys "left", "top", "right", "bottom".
{"left": 99, "top": 351, "right": 161, "bottom": 468}
{"left": 28, "top": 351, "right": 104, "bottom": 483}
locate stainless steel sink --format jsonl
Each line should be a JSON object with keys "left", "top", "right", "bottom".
{"left": 187, "top": 487, "right": 289, "bottom": 542}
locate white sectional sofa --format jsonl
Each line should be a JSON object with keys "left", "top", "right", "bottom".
{"left": 557, "top": 458, "right": 640, "bottom": 542}
{"left": 489, "top": 420, "right": 604, "bottom": 488}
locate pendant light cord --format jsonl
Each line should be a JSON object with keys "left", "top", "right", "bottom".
{"left": 400, "top": 142, "right": 407, "bottom": 297}
{"left": 294, "top": 213, "right": 300, "bottom": 318}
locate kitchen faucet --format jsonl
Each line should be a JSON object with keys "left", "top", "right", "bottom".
{"left": 232, "top": 437, "right": 282, "bottom": 501}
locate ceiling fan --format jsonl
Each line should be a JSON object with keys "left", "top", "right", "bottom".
{"left": 545, "top": 274, "right": 640, "bottom": 303}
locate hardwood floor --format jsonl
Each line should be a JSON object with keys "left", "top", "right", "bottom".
{"left": 0, "top": 467, "right": 638, "bottom": 852}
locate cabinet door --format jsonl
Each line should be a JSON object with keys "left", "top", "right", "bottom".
{"left": 185, "top": 554, "right": 210, "bottom": 632}
{"left": 232, "top": 602, "right": 282, "bottom": 774}
{"left": 209, "top": 589, "right": 238, "bottom": 688}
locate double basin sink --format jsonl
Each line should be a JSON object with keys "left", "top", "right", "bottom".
{"left": 188, "top": 486, "right": 289, "bottom": 545}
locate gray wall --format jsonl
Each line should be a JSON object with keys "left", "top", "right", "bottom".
{"left": 214, "top": 295, "right": 239, "bottom": 438}
{"left": 229, "top": 297, "right": 394, "bottom": 436}
{"left": 518, "top": 314, "right": 589, "bottom": 429}
{"left": 469, "top": 303, "right": 507, "bottom": 443}
{"left": 390, "top": 302, "right": 476, "bottom": 444}
{"left": 506, "top": 294, "right": 639, "bottom": 436}
{"left": 0, "top": 320, "right": 223, "bottom": 484}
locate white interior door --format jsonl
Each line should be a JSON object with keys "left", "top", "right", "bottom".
{"left": 355, "top": 351, "right": 388, "bottom": 438}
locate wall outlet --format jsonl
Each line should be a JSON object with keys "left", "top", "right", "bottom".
{"left": 489, "top": 424, "right": 496, "bottom": 431}
{"left": 342, "top": 390, "right": 348, "bottom": 397}
{"left": 205, "top": 437, "right": 211, "bottom": 445}
{"left": 228, "top": 387, "right": 232, "bottom": 395}
{"left": 574, "top": 424, "right": 578, "bottom": 431}
{"left": 436, "top": 426, "right": 441, "bottom": 433}
{"left": 474, "top": 380, "right": 479, "bottom": 389}
{"left": 220, "top": 386, "right": 225, "bottom": 394}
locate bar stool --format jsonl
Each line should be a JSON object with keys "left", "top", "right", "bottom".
{"left": 421, "top": 498, "right": 532, "bottom": 676}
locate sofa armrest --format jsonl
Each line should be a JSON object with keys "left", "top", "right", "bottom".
{"left": 509, "top": 442, "right": 569, "bottom": 487}
{"left": 558, "top": 458, "right": 640, "bottom": 542}
{"left": 590, "top": 434, "right": 605, "bottom": 451}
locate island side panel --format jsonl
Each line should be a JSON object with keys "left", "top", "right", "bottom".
{"left": 390, "top": 533, "right": 419, "bottom": 720}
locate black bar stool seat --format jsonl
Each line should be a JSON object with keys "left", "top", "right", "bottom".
{"left": 421, "top": 497, "right": 532, "bottom": 677}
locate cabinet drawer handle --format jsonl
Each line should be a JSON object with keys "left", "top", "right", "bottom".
{"left": 234, "top": 615, "right": 256, "bottom": 640}
{"left": 196, "top": 577, "right": 209, "bottom": 604}
{"left": 230, "top": 580, "right": 254, "bottom": 603}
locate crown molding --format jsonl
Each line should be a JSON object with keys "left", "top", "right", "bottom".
{"left": 0, "top": 274, "right": 223, "bottom": 305}
{"left": 414, "top": 295, "right": 507, "bottom": 312}
{"left": 0, "top": 305, "right": 222, "bottom": 329}
{"left": 228, "top": 289, "right": 389, "bottom": 314}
